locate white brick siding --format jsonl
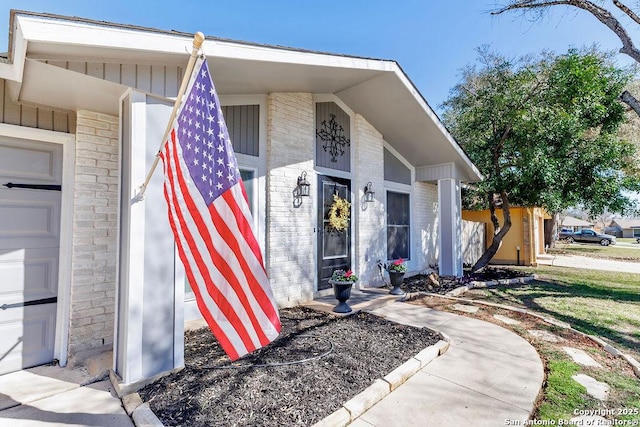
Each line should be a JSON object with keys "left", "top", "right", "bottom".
{"left": 266, "top": 93, "right": 315, "bottom": 307}
{"left": 353, "top": 114, "right": 386, "bottom": 287}
{"left": 412, "top": 181, "right": 439, "bottom": 271}
{"left": 69, "top": 110, "right": 119, "bottom": 355}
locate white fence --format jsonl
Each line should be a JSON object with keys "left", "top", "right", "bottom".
{"left": 462, "top": 220, "right": 486, "bottom": 267}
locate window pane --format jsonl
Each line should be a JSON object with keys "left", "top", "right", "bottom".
{"left": 386, "top": 191, "right": 410, "bottom": 260}
{"left": 387, "top": 191, "right": 409, "bottom": 225}
{"left": 240, "top": 169, "right": 254, "bottom": 214}
{"left": 387, "top": 226, "right": 409, "bottom": 260}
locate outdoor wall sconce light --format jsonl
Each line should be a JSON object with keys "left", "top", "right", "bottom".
{"left": 364, "top": 182, "right": 375, "bottom": 203}
{"left": 297, "top": 171, "right": 311, "bottom": 197}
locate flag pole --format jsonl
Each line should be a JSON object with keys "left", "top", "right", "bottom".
{"left": 133, "top": 31, "right": 205, "bottom": 203}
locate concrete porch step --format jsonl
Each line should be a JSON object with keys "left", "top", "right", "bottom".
{"left": 303, "top": 287, "right": 405, "bottom": 316}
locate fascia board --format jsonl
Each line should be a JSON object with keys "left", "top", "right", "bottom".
{"left": 390, "top": 62, "right": 483, "bottom": 182}
{"left": 15, "top": 13, "right": 395, "bottom": 72}
{"left": 0, "top": 21, "right": 26, "bottom": 83}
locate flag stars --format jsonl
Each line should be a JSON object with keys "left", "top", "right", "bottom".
{"left": 173, "top": 59, "right": 243, "bottom": 205}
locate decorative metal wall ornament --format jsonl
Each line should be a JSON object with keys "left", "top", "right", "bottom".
{"left": 316, "top": 113, "right": 350, "bottom": 162}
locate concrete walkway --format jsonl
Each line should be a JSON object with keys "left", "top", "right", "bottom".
{"left": 538, "top": 253, "right": 640, "bottom": 274}
{"left": 0, "top": 293, "right": 543, "bottom": 426}
{"left": 351, "top": 302, "right": 544, "bottom": 426}
{"left": 0, "top": 365, "right": 133, "bottom": 427}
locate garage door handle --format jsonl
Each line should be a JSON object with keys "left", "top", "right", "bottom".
{"left": 0, "top": 297, "right": 57, "bottom": 310}
{"left": 3, "top": 182, "right": 61, "bottom": 191}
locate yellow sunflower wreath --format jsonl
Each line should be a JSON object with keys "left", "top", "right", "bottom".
{"left": 328, "top": 194, "right": 351, "bottom": 231}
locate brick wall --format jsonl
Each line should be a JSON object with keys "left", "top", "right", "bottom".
{"left": 266, "top": 93, "right": 315, "bottom": 307}
{"left": 353, "top": 114, "right": 386, "bottom": 287}
{"left": 68, "top": 110, "right": 119, "bottom": 355}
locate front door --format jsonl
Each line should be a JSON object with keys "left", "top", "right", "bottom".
{"left": 0, "top": 138, "right": 61, "bottom": 375}
{"left": 317, "top": 175, "right": 351, "bottom": 291}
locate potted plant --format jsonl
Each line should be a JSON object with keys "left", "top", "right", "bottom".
{"left": 328, "top": 269, "right": 358, "bottom": 313}
{"left": 386, "top": 259, "right": 407, "bottom": 295}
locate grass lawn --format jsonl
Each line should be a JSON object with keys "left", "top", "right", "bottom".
{"left": 549, "top": 242, "right": 640, "bottom": 262}
{"left": 463, "top": 265, "right": 640, "bottom": 422}
{"left": 471, "top": 266, "right": 640, "bottom": 359}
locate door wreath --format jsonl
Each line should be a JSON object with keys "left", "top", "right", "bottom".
{"left": 328, "top": 194, "right": 351, "bottom": 231}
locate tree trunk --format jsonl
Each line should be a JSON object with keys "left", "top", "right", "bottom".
{"left": 471, "top": 192, "right": 512, "bottom": 273}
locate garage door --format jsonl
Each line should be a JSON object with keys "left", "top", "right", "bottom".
{"left": 0, "top": 138, "right": 62, "bottom": 375}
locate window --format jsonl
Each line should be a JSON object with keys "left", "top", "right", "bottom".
{"left": 387, "top": 191, "right": 410, "bottom": 261}
{"left": 633, "top": 228, "right": 640, "bottom": 238}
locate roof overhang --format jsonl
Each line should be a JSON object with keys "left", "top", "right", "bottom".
{"left": 1, "top": 10, "right": 482, "bottom": 182}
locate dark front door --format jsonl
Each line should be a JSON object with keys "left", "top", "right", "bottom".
{"left": 317, "top": 175, "right": 351, "bottom": 291}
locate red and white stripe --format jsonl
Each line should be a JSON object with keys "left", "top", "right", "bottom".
{"left": 160, "top": 129, "right": 280, "bottom": 360}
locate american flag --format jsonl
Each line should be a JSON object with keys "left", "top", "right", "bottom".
{"left": 160, "top": 56, "right": 281, "bottom": 360}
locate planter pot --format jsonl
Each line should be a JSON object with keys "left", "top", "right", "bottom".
{"left": 329, "top": 280, "right": 354, "bottom": 313}
{"left": 388, "top": 271, "right": 405, "bottom": 295}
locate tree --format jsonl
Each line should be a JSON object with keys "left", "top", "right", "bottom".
{"left": 493, "top": 0, "right": 640, "bottom": 117}
{"left": 442, "top": 48, "right": 638, "bottom": 272}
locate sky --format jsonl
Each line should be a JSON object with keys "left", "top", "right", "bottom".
{"left": 2, "top": 0, "right": 640, "bottom": 115}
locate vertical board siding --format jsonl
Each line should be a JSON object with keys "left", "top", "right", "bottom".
{"left": 1, "top": 60, "right": 186, "bottom": 134}
{"left": 1, "top": 79, "right": 72, "bottom": 132}
{"left": 222, "top": 105, "right": 259, "bottom": 157}
{"left": 315, "top": 101, "right": 351, "bottom": 172}
{"left": 384, "top": 147, "right": 411, "bottom": 185}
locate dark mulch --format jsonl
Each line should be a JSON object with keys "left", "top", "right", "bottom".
{"left": 401, "top": 267, "right": 531, "bottom": 294}
{"left": 138, "top": 306, "right": 440, "bottom": 427}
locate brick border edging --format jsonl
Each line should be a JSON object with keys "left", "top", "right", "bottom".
{"left": 311, "top": 334, "right": 450, "bottom": 427}
{"left": 409, "top": 282, "right": 640, "bottom": 379}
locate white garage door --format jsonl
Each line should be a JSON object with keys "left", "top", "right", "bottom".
{"left": 0, "top": 138, "right": 62, "bottom": 375}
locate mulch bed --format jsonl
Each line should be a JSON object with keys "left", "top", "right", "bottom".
{"left": 401, "top": 267, "right": 531, "bottom": 294}
{"left": 138, "top": 306, "right": 440, "bottom": 427}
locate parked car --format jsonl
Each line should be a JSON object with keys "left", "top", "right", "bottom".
{"left": 564, "top": 229, "right": 617, "bottom": 246}
{"left": 558, "top": 228, "right": 574, "bottom": 240}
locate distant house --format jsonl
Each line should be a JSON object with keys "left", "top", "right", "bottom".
{"left": 607, "top": 219, "right": 640, "bottom": 238}
{"left": 462, "top": 207, "right": 550, "bottom": 266}
{"left": 560, "top": 216, "right": 594, "bottom": 232}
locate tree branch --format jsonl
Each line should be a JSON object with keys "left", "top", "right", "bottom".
{"left": 493, "top": 1, "right": 640, "bottom": 64}
{"left": 620, "top": 90, "right": 640, "bottom": 116}
{"left": 613, "top": 0, "right": 640, "bottom": 26}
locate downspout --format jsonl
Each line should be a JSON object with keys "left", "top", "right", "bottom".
{"left": 527, "top": 207, "right": 536, "bottom": 266}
